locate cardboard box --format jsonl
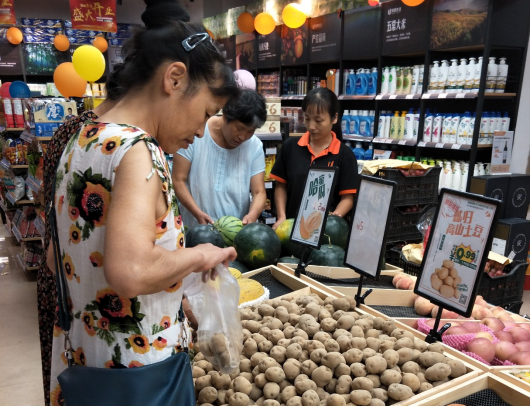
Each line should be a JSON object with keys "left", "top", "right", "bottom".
{"left": 505, "top": 174, "right": 530, "bottom": 219}
{"left": 470, "top": 175, "right": 509, "bottom": 217}
{"left": 35, "top": 122, "right": 59, "bottom": 136}
{"left": 491, "top": 218, "right": 530, "bottom": 262}
{"left": 33, "top": 101, "right": 77, "bottom": 123}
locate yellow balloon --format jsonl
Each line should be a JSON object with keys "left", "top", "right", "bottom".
{"left": 72, "top": 45, "right": 106, "bottom": 83}
{"left": 254, "top": 13, "right": 275, "bottom": 36}
{"left": 282, "top": 3, "right": 306, "bottom": 29}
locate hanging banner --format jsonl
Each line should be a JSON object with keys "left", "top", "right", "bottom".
{"left": 69, "top": 0, "right": 117, "bottom": 33}
{"left": 382, "top": 0, "right": 431, "bottom": 56}
{"left": 309, "top": 13, "right": 342, "bottom": 63}
{"left": 415, "top": 190, "right": 500, "bottom": 317}
{"left": 0, "top": 0, "right": 16, "bottom": 25}
{"left": 257, "top": 27, "right": 281, "bottom": 69}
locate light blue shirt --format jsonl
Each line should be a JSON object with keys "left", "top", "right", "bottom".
{"left": 177, "top": 122, "right": 265, "bottom": 228}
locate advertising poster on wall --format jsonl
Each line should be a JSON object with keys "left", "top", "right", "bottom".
{"left": 236, "top": 32, "right": 256, "bottom": 71}
{"left": 382, "top": 0, "right": 430, "bottom": 55}
{"left": 309, "top": 13, "right": 341, "bottom": 63}
{"left": 281, "top": 21, "right": 308, "bottom": 66}
{"left": 216, "top": 36, "right": 236, "bottom": 70}
{"left": 23, "top": 43, "right": 64, "bottom": 75}
{"left": 69, "top": 0, "right": 117, "bottom": 32}
{"left": 257, "top": 27, "right": 281, "bottom": 68}
{"left": 0, "top": 0, "right": 16, "bottom": 25}
{"left": 430, "top": 0, "right": 489, "bottom": 50}
{"left": 0, "top": 43, "right": 23, "bottom": 75}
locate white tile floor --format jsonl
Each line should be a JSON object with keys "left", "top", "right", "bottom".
{"left": 0, "top": 224, "right": 529, "bottom": 406}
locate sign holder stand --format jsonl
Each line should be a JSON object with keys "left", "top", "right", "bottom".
{"left": 425, "top": 311, "right": 452, "bottom": 344}
{"left": 294, "top": 246, "right": 312, "bottom": 278}
{"left": 344, "top": 176, "right": 397, "bottom": 307}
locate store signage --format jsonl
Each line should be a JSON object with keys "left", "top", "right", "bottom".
{"left": 309, "top": 13, "right": 341, "bottom": 63}
{"left": 281, "top": 21, "right": 308, "bottom": 66}
{"left": 345, "top": 176, "right": 396, "bottom": 279}
{"left": 490, "top": 131, "right": 513, "bottom": 174}
{"left": 431, "top": 0, "right": 488, "bottom": 50}
{"left": 0, "top": 0, "right": 16, "bottom": 25}
{"left": 382, "top": 0, "right": 430, "bottom": 56}
{"left": 343, "top": 7, "right": 381, "bottom": 60}
{"left": 291, "top": 166, "right": 337, "bottom": 249}
{"left": 23, "top": 43, "right": 65, "bottom": 75}
{"left": 257, "top": 27, "right": 281, "bottom": 69}
{"left": 69, "top": 0, "right": 117, "bottom": 33}
{"left": 0, "top": 43, "right": 23, "bottom": 75}
{"left": 236, "top": 32, "right": 256, "bottom": 71}
{"left": 216, "top": 36, "right": 236, "bottom": 70}
{"left": 415, "top": 190, "right": 500, "bottom": 317}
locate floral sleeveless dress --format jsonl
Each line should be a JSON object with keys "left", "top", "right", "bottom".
{"left": 49, "top": 122, "right": 190, "bottom": 405}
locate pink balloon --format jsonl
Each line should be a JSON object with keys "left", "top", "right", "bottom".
{"left": 234, "top": 69, "right": 256, "bottom": 90}
{"left": 0, "top": 82, "right": 12, "bottom": 98}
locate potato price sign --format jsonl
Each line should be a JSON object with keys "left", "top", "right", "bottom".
{"left": 415, "top": 189, "right": 500, "bottom": 317}
{"left": 291, "top": 167, "right": 337, "bottom": 249}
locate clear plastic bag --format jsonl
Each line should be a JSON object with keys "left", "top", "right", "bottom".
{"left": 417, "top": 207, "right": 436, "bottom": 256}
{"left": 185, "top": 264, "right": 243, "bottom": 374}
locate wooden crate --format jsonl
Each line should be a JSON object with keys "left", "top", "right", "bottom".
{"left": 278, "top": 262, "right": 404, "bottom": 278}
{"left": 493, "top": 367, "right": 530, "bottom": 393}
{"left": 412, "top": 373, "right": 530, "bottom": 405}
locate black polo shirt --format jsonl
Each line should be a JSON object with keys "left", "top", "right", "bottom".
{"left": 271, "top": 132, "right": 359, "bottom": 219}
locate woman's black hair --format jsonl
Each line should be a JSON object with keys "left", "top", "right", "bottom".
{"left": 106, "top": 0, "right": 238, "bottom": 101}
{"left": 301, "top": 87, "right": 339, "bottom": 119}
{"left": 223, "top": 89, "right": 267, "bottom": 128}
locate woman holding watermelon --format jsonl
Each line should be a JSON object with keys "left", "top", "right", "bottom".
{"left": 271, "top": 88, "right": 359, "bottom": 229}
{"left": 173, "top": 89, "right": 268, "bottom": 227}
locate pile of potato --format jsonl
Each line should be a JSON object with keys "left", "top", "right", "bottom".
{"left": 192, "top": 294, "right": 468, "bottom": 406}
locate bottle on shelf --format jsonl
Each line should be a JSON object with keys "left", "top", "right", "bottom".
{"left": 469, "top": 113, "right": 476, "bottom": 143}
{"left": 384, "top": 111, "right": 392, "bottom": 138}
{"left": 423, "top": 109, "right": 433, "bottom": 142}
{"left": 452, "top": 163, "right": 462, "bottom": 191}
{"left": 403, "top": 67, "right": 412, "bottom": 94}
{"left": 443, "top": 161, "right": 453, "bottom": 189}
{"left": 495, "top": 58, "right": 508, "bottom": 93}
{"left": 486, "top": 57, "right": 498, "bottom": 93}
{"left": 473, "top": 57, "right": 484, "bottom": 93}
{"left": 343, "top": 69, "right": 349, "bottom": 95}
{"left": 418, "top": 65, "right": 425, "bottom": 94}
{"left": 381, "top": 67, "right": 390, "bottom": 95}
{"left": 429, "top": 61, "right": 440, "bottom": 93}
{"left": 456, "top": 58, "right": 467, "bottom": 92}
{"left": 488, "top": 112, "right": 497, "bottom": 143}
{"left": 447, "top": 59, "right": 459, "bottom": 93}
{"left": 461, "top": 163, "right": 469, "bottom": 192}
{"left": 389, "top": 66, "right": 397, "bottom": 95}
{"left": 413, "top": 110, "right": 420, "bottom": 139}
{"left": 369, "top": 68, "right": 378, "bottom": 96}
{"left": 359, "top": 110, "right": 370, "bottom": 136}
{"left": 346, "top": 69, "right": 355, "bottom": 95}
{"left": 480, "top": 112, "right": 490, "bottom": 145}
{"left": 355, "top": 69, "right": 369, "bottom": 95}
{"left": 465, "top": 57, "right": 476, "bottom": 93}
{"left": 411, "top": 65, "right": 420, "bottom": 94}
{"left": 404, "top": 108, "right": 415, "bottom": 140}
{"left": 390, "top": 111, "right": 399, "bottom": 139}
{"left": 398, "top": 110, "right": 406, "bottom": 140}
{"left": 364, "top": 144, "right": 373, "bottom": 160}
{"left": 353, "top": 142, "right": 365, "bottom": 160}
{"left": 443, "top": 114, "right": 453, "bottom": 143}
{"left": 341, "top": 110, "right": 350, "bottom": 135}
{"left": 350, "top": 110, "right": 359, "bottom": 135}
{"left": 377, "top": 111, "right": 386, "bottom": 138}
{"left": 438, "top": 60, "right": 449, "bottom": 93}
{"left": 451, "top": 113, "right": 461, "bottom": 145}
{"left": 457, "top": 112, "right": 471, "bottom": 145}
{"left": 495, "top": 111, "right": 502, "bottom": 131}
{"left": 396, "top": 67, "right": 403, "bottom": 95}
{"left": 501, "top": 111, "right": 511, "bottom": 131}
{"left": 369, "top": 110, "right": 376, "bottom": 137}
{"left": 432, "top": 113, "right": 442, "bottom": 143}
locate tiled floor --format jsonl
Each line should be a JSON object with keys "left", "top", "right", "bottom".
{"left": 0, "top": 223, "right": 529, "bottom": 406}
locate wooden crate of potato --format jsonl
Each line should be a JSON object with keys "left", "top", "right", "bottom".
{"left": 411, "top": 373, "right": 530, "bottom": 405}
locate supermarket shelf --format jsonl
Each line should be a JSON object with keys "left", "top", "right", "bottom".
{"left": 0, "top": 158, "right": 28, "bottom": 170}
{"left": 421, "top": 92, "right": 516, "bottom": 100}
{"left": 281, "top": 95, "right": 305, "bottom": 100}
{"left": 5, "top": 192, "right": 34, "bottom": 206}
{"left": 35, "top": 136, "right": 53, "bottom": 141}
{"left": 0, "top": 197, "right": 14, "bottom": 212}
{"left": 338, "top": 95, "right": 376, "bottom": 100}
{"left": 376, "top": 94, "right": 422, "bottom": 100}
{"left": 343, "top": 135, "right": 374, "bottom": 143}
{"left": 17, "top": 253, "right": 39, "bottom": 272}
{"left": 34, "top": 216, "right": 46, "bottom": 238}
{"left": 11, "top": 224, "right": 41, "bottom": 243}
{"left": 417, "top": 141, "right": 472, "bottom": 150}
{"left": 256, "top": 133, "right": 282, "bottom": 141}
{"left": 26, "top": 175, "right": 42, "bottom": 194}
{"left": 4, "top": 223, "right": 11, "bottom": 237}
{"left": 372, "top": 138, "right": 417, "bottom": 146}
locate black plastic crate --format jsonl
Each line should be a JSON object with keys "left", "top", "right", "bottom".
{"left": 387, "top": 204, "right": 434, "bottom": 244}
{"left": 391, "top": 248, "right": 421, "bottom": 277}
{"left": 375, "top": 166, "right": 441, "bottom": 206}
{"left": 478, "top": 261, "right": 529, "bottom": 307}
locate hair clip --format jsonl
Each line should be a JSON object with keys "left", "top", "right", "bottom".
{"left": 182, "top": 32, "right": 211, "bottom": 52}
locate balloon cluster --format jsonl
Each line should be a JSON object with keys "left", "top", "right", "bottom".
{"left": 235, "top": 2, "right": 307, "bottom": 36}
{"left": 0, "top": 81, "right": 30, "bottom": 98}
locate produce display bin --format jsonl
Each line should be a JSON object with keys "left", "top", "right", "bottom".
{"left": 387, "top": 204, "right": 434, "bottom": 244}
{"left": 493, "top": 367, "right": 530, "bottom": 393}
{"left": 478, "top": 261, "right": 529, "bottom": 310}
{"left": 374, "top": 166, "right": 441, "bottom": 206}
{"left": 412, "top": 373, "right": 530, "bottom": 406}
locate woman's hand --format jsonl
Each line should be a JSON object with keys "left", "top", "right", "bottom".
{"left": 242, "top": 214, "right": 255, "bottom": 225}
{"left": 192, "top": 244, "right": 237, "bottom": 281}
{"left": 196, "top": 211, "right": 214, "bottom": 225}
{"left": 272, "top": 216, "right": 286, "bottom": 230}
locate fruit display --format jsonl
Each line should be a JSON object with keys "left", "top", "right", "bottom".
{"left": 323, "top": 215, "right": 350, "bottom": 250}
{"left": 237, "top": 278, "right": 267, "bottom": 307}
{"left": 484, "top": 258, "right": 506, "bottom": 278}
{"left": 186, "top": 224, "right": 225, "bottom": 248}
{"left": 275, "top": 219, "right": 303, "bottom": 257}
{"left": 234, "top": 223, "right": 282, "bottom": 269}
{"left": 192, "top": 293, "right": 470, "bottom": 406}
{"left": 215, "top": 216, "right": 244, "bottom": 247}
{"left": 392, "top": 274, "right": 416, "bottom": 291}
{"left": 308, "top": 238, "right": 345, "bottom": 267}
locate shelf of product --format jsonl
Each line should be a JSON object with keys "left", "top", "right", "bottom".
{"left": 282, "top": 69, "right": 308, "bottom": 96}
{"left": 341, "top": 110, "right": 377, "bottom": 138}
{"left": 342, "top": 67, "right": 378, "bottom": 97}
{"left": 11, "top": 223, "right": 41, "bottom": 243}
{"left": 438, "top": 160, "right": 493, "bottom": 193}
{"left": 16, "top": 253, "right": 39, "bottom": 272}
{"left": 380, "top": 65, "right": 424, "bottom": 97}
{"left": 25, "top": 175, "right": 42, "bottom": 194}
{"left": 376, "top": 94, "right": 422, "bottom": 100}
{"left": 373, "top": 138, "right": 417, "bottom": 146}
{"left": 338, "top": 95, "right": 376, "bottom": 100}
{"left": 0, "top": 159, "right": 28, "bottom": 170}
{"left": 422, "top": 92, "right": 517, "bottom": 99}
{"left": 281, "top": 107, "right": 306, "bottom": 134}
{"left": 257, "top": 72, "right": 280, "bottom": 97}
{"left": 5, "top": 193, "right": 34, "bottom": 205}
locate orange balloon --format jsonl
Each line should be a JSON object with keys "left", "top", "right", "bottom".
{"left": 402, "top": 0, "right": 425, "bottom": 6}
{"left": 54, "top": 62, "right": 87, "bottom": 99}
{"left": 54, "top": 34, "right": 70, "bottom": 51}
{"left": 237, "top": 12, "right": 255, "bottom": 33}
{"left": 206, "top": 29, "right": 215, "bottom": 40}
{"left": 254, "top": 13, "right": 275, "bottom": 36}
{"left": 93, "top": 36, "right": 108, "bottom": 53}
{"left": 6, "top": 27, "right": 22, "bottom": 45}
{"left": 368, "top": 0, "right": 380, "bottom": 6}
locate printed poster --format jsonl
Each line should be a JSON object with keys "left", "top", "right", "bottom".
{"left": 309, "top": 13, "right": 341, "bottom": 63}
{"left": 292, "top": 167, "right": 336, "bottom": 248}
{"left": 491, "top": 131, "right": 513, "bottom": 174}
{"left": 69, "top": 0, "right": 117, "bottom": 33}
{"left": 431, "top": 0, "right": 488, "bottom": 50}
{"left": 0, "top": 0, "right": 16, "bottom": 25}
{"left": 416, "top": 192, "right": 498, "bottom": 314}
{"left": 281, "top": 21, "right": 308, "bottom": 66}
{"left": 236, "top": 32, "right": 256, "bottom": 71}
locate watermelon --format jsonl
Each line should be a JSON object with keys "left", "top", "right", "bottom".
{"left": 274, "top": 218, "right": 303, "bottom": 257}
{"left": 185, "top": 224, "right": 224, "bottom": 248}
{"left": 324, "top": 215, "right": 350, "bottom": 250}
{"left": 214, "top": 216, "right": 243, "bottom": 246}
{"left": 277, "top": 256, "right": 300, "bottom": 264}
{"left": 234, "top": 223, "right": 281, "bottom": 269}
{"left": 309, "top": 237, "right": 345, "bottom": 267}
{"left": 229, "top": 260, "right": 250, "bottom": 274}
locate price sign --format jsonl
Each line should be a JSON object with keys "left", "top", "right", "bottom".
{"left": 385, "top": 138, "right": 394, "bottom": 144}
{"left": 389, "top": 95, "right": 397, "bottom": 99}
{"left": 291, "top": 167, "right": 337, "bottom": 249}
{"left": 422, "top": 94, "right": 431, "bottom": 99}
{"left": 406, "top": 94, "right": 415, "bottom": 99}
{"left": 439, "top": 93, "right": 448, "bottom": 99}
{"left": 451, "top": 144, "right": 462, "bottom": 150}
{"left": 266, "top": 148, "right": 277, "bottom": 155}
{"left": 376, "top": 95, "right": 383, "bottom": 100}
{"left": 414, "top": 190, "right": 500, "bottom": 317}
{"left": 456, "top": 93, "right": 466, "bottom": 99}
{"left": 435, "top": 143, "right": 445, "bottom": 149}
{"left": 418, "top": 141, "right": 427, "bottom": 147}
{"left": 345, "top": 176, "right": 396, "bottom": 278}
{"left": 398, "top": 140, "right": 408, "bottom": 145}
{"left": 265, "top": 217, "right": 276, "bottom": 225}
{"left": 265, "top": 182, "right": 273, "bottom": 189}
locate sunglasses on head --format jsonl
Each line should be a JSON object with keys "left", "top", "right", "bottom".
{"left": 182, "top": 32, "right": 221, "bottom": 55}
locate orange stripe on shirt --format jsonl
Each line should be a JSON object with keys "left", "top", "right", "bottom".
{"left": 270, "top": 174, "right": 287, "bottom": 184}
{"left": 339, "top": 189, "right": 357, "bottom": 196}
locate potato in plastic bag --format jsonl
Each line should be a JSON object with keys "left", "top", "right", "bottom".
{"left": 185, "top": 264, "right": 243, "bottom": 374}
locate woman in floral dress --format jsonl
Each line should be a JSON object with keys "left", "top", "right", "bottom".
{"left": 46, "top": 1, "right": 239, "bottom": 404}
